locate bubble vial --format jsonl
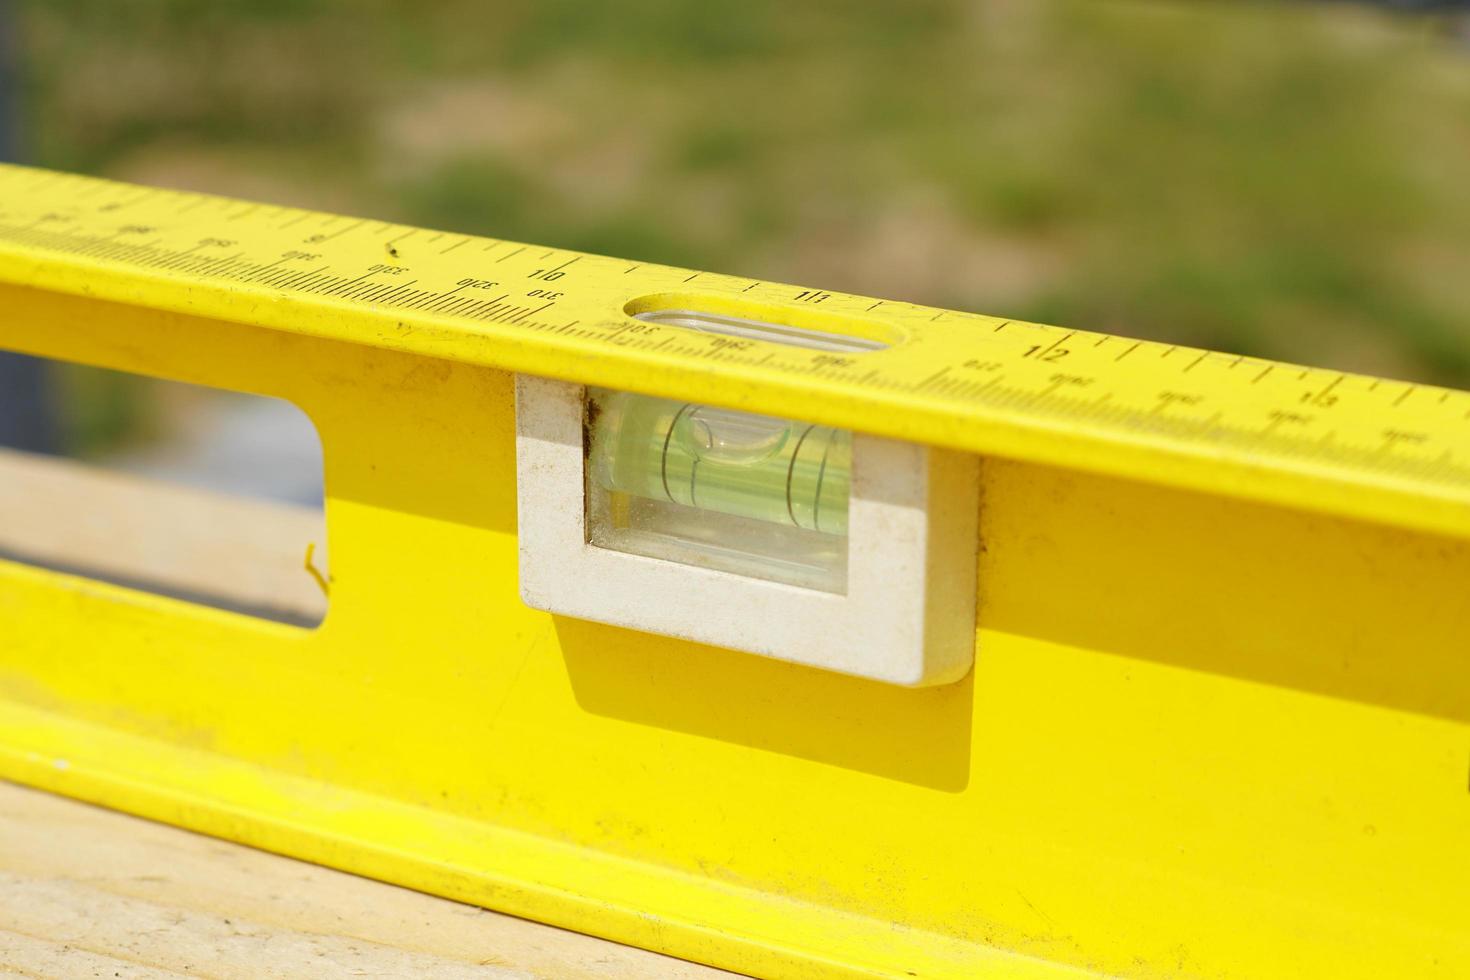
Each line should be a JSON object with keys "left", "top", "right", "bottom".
{"left": 585, "top": 388, "right": 850, "bottom": 593}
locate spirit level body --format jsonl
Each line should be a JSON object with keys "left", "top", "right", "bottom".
{"left": 0, "top": 166, "right": 1468, "bottom": 979}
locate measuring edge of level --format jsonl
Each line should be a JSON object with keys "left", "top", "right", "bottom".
{"left": 0, "top": 162, "right": 1467, "bottom": 541}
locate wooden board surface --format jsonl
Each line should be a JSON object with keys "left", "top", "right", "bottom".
{"left": 0, "top": 779, "right": 740, "bottom": 979}
{"left": 0, "top": 446, "right": 328, "bottom": 624}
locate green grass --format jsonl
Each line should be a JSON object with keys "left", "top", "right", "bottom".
{"left": 16, "top": 0, "right": 1470, "bottom": 392}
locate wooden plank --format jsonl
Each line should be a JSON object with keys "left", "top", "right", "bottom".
{"left": 0, "top": 446, "right": 327, "bottom": 623}
{"left": 0, "top": 780, "right": 739, "bottom": 979}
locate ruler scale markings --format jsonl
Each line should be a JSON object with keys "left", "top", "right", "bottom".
{"left": 423, "top": 288, "right": 468, "bottom": 311}
{"left": 517, "top": 302, "right": 558, "bottom": 322}
{"left": 340, "top": 282, "right": 380, "bottom": 300}
{"left": 324, "top": 273, "right": 372, "bottom": 296}
{"left": 0, "top": 164, "right": 1467, "bottom": 540}
{"left": 388, "top": 286, "right": 425, "bottom": 303}
{"left": 379, "top": 282, "right": 426, "bottom": 304}
{"left": 306, "top": 275, "right": 348, "bottom": 294}
{"left": 166, "top": 251, "right": 211, "bottom": 271}
{"left": 280, "top": 265, "right": 330, "bottom": 289}
{"left": 192, "top": 252, "right": 239, "bottom": 272}
{"left": 398, "top": 289, "right": 442, "bottom": 311}
{"left": 268, "top": 269, "right": 312, "bottom": 289}
{"left": 455, "top": 297, "right": 497, "bottom": 318}
{"left": 216, "top": 259, "right": 249, "bottom": 279}
{"left": 373, "top": 284, "right": 416, "bottom": 306}
{"left": 444, "top": 296, "right": 487, "bottom": 316}
{"left": 352, "top": 280, "right": 395, "bottom": 302}
{"left": 422, "top": 294, "right": 466, "bottom": 314}
{"left": 272, "top": 267, "right": 320, "bottom": 289}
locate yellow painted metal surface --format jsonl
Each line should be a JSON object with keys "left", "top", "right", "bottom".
{"left": 0, "top": 163, "right": 1467, "bottom": 978}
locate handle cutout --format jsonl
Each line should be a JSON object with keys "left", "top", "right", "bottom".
{"left": 0, "top": 353, "right": 327, "bottom": 627}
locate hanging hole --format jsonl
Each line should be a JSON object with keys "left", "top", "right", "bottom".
{"left": 624, "top": 294, "right": 902, "bottom": 351}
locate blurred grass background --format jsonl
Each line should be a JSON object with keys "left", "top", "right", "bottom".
{"left": 9, "top": 0, "right": 1470, "bottom": 455}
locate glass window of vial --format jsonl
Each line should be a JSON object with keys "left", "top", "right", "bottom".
{"left": 584, "top": 388, "right": 850, "bottom": 594}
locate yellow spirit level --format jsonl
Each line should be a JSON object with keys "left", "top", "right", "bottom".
{"left": 0, "top": 163, "right": 1467, "bottom": 979}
